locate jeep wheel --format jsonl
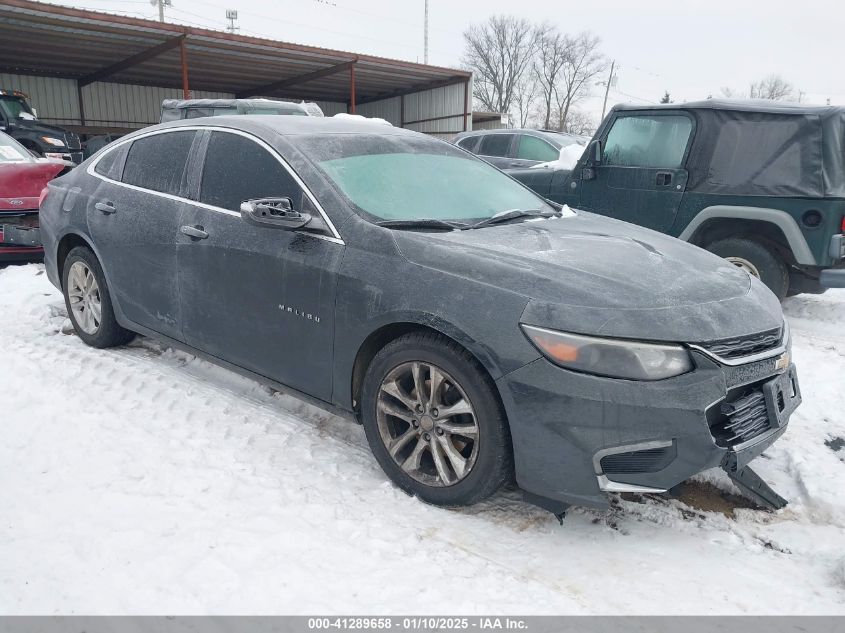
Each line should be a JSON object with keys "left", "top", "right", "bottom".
{"left": 360, "top": 331, "right": 513, "bottom": 507}
{"left": 707, "top": 238, "right": 789, "bottom": 301}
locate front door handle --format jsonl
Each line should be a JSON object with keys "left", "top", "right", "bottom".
{"left": 656, "top": 171, "right": 673, "bottom": 186}
{"left": 180, "top": 225, "right": 208, "bottom": 240}
{"left": 95, "top": 201, "right": 116, "bottom": 214}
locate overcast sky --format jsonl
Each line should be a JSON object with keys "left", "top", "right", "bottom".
{"left": 54, "top": 0, "right": 845, "bottom": 122}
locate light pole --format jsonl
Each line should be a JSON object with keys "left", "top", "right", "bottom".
{"left": 424, "top": 0, "right": 429, "bottom": 64}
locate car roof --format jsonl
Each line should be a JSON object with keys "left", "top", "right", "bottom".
{"left": 161, "top": 98, "right": 308, "bottom": 111}
{"left": 612, "top": 98, "right": 845, "bottom": 116}
{"left": 126, "top": 114, "right": 416, "bottom": 140}
{"left": 455, "top": 128, "right": 577, "bottom": 144}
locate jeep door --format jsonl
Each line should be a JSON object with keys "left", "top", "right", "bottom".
{"left": 177, "top": 129, "right": 344, "bottom": 401}
{"left": 577, "top": 111, "right": 694, "bottom": 232}
{"left": 86, "top": 129, "right": 197, "bottom": 341}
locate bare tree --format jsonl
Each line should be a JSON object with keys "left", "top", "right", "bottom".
{"left": 533, "top": 25, "right": 570, "bottom": 129}
{"left": 512, "top": 72, "right": 539, "bottom": 128}
{"left": 462, "top": 15, "right": 537, "bottom": 115}
{"left": 749, "top": 74, "right": 794, "bottom": 101}
{"left": 554, "top": 32, "right": 605, "bottom": 131}
{"left": 560, "top": 108, "right": 595, "bottom": 135}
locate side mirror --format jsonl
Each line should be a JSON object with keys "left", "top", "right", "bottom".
{"left": 588, "top": 139, "right": 602, "bottom": 165}
{"left": 240, "top": 197, "right": 312, "bottom": 230}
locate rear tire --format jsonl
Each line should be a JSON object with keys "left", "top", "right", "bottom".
{"left": 707, "top": 238, "right": 789, "bottom": 301}
{"left": 360, "top": 331, "right": 513, "bottom": 507}
{"left": 62, "top": 246, "right": 134, "bottom": 348}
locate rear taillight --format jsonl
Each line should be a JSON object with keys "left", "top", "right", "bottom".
{"left": 38, "top": 186, "right": 49, "bottom": 209}
{"left": 841, "top": 215, "right": 845, "bottom": 233}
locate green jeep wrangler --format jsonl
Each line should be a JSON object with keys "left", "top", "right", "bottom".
{"left": 508, "top": 100, "right": 845, "bottom": 300}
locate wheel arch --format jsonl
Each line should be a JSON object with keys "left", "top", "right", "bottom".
{"left": 349, "top": 318, "right": 505, "bottom": 419}
{"left": 56, "top": 232, "right": 96, "bottom": 288}
{"left": 679, "top": 205, "right": 816, "bottom": 265}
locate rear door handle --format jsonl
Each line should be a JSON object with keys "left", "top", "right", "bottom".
{"left": 656, "top": 171, "right": 673, "bottom": 186}
{"left": 180, "top": 225, "right": 208, "bottom": 240}
{"left": 95, "top": 201, "right": 116, "bottom": 214}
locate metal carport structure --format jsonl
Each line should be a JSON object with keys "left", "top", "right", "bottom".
{"left": 0, "top": 0, "right": 472, "bottom": 137}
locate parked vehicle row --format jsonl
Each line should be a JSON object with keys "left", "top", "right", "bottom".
{"left": 492, "top": 101, "right": 845, "bottom": 300}
{"left": 38, "top": 116, "right": 800, "bottom": 515}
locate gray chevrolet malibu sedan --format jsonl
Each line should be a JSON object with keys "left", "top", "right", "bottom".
{"left": 38, "top": 116, "right": 800, "bottom": 516}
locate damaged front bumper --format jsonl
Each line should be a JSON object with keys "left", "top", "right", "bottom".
{"left": 497, "top": 346, "right": 800, "bottom": 513}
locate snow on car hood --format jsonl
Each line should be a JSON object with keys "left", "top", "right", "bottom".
{"left": 394, "top": 210, "right": 784, "bottom": 343}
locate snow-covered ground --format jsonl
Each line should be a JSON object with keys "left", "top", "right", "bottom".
{"left": 1, "top": 263, "right": 843, "bottom": 615}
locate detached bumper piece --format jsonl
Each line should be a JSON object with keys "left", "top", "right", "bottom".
{"left": 725, "top": 465, "right": 787, "bottom": 511}
{"left": 0, "top": 224, "right": 42, "bottom": 247}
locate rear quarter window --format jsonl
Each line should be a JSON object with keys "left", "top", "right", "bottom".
{"left": 94, "top": 143, "right": 129, "bottom": 181}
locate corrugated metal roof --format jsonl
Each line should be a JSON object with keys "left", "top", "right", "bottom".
{"left": 0, "top": 0, "right": 470, "bottom": 103}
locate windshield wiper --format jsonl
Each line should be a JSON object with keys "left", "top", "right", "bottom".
{"left": 464, "top": 208, "right": 559, "bottom": 230}
{"left": 376, "top": 218, "right": 467, "bottom": 231}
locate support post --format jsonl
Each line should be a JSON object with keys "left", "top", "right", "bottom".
{"left": 180, "top": 37, "right": 190, "bottom": 99}
{"left": 463, "top": 78, "right": 469, "bottom": 131}
{"left": 400, "top": 94, "right": 405, "bottom": 128}
{"left": 76, "top": 80, "right": 85, "bottom": 127}
{"left": 349, "top": 64, "right": 356, "bottom": 114}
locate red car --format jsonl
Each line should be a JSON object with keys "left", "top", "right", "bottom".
{"left": 0, "top": 131, "right": 68, "bottom": 262}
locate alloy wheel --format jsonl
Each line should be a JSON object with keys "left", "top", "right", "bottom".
{"left": 376, "top": 361, "right": 480, "bottom": 487}
{"left": 67, "top": 261, "right": 102, "bottom": 335}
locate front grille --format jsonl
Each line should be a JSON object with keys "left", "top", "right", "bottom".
{"left": 600, "top": 444, "right": 676, "bottom": 474}
{"left": 64, "top": 132, "right": 81, "bottom": 150}
{"left": 699, "top": 327, "right": 782, "bottom": 360}
{"left": 711, "top": 389, "right": 771, "bottom": 447}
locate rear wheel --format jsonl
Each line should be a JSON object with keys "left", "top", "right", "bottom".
{"left": 360, "top": 332, "right": 512, "bottom": 507}
{"left": 62, "top": 246, "right": 134, "bottom": 348}
{"left": 706, "top": 237, "right": 789, "bottom": 301}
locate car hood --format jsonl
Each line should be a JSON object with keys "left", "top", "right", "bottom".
{"left": 392, "top": 211, "right": 784, "bottom": 343}
{"left": 0, "top": 161, "right": 65, "bottom": 210}
{"left": 11, "top": 119, "right": 69, "bottom": 138}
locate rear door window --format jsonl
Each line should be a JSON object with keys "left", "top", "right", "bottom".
{"left": 122, "top": 131, "right": 195, "bottom": 196}
{"left": 603, "top": 115, "right": 692, "bottom": 168}
{"left": 478, "top": 134, "right": 515, "bottom": 158}
{"left": 516, "top": 135, "right": 559, "bottom": 162}
{"left": 198, "top": 131, "right": 302, "bottom": 211}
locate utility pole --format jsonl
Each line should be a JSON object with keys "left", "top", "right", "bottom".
{"left": 424, "top": 0, "right": 429, "bottom": 64}
{"left": 150, "top": 0, "right": 171, "bottom": 23}
{"left": 601, "top": 60, "right": 616, "bottom": 120}
{"left": 225, "top": 9, "right": 239, "bottom": 33}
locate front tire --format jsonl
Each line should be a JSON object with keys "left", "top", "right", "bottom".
{"left": 706, "top": 237, "right": 789, "bottom": 301}
{"left": 62, "top": 246, "right": 134, "bottom": 348}
{"left": 360, "top": 332, "right": 513, "bottom": 507}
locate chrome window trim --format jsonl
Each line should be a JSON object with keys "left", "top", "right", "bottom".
{"left": 86, "top": 125, "right": 345, "bottom": 246}
{"left": 688, "top": 321, "right": 789, "bottom": 367}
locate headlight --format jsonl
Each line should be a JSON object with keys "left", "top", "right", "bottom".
{"left": 41, "top": 136, "right": 65, "bottom": 147}
{"left": 521, "top": 325, "right": 693, "bottom": 381}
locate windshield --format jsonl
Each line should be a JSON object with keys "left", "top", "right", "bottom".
{"left": 245, "top": 107, "right": 307, "bottom": 116}
{"left": 309, "top": 134, "right": 552, "bottom": 222}
{"left": 0, "top": 95, "right": 35, "bottom": 121}
{"left": 0, "top": 131, "right": 34, "bottom": 163}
